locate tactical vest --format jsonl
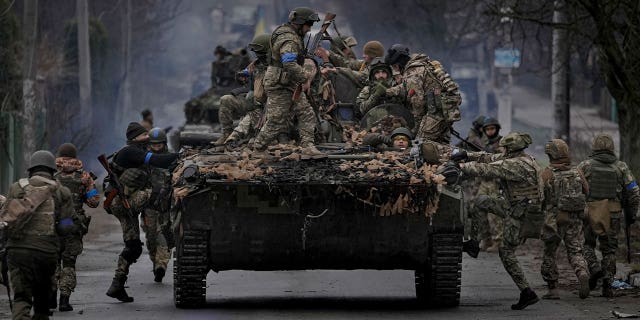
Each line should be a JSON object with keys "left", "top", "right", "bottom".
{"left": 55, "top": 171, "right": 85, "bottom": 213}
{"left": 269, "top": 24, "right": 304, "bottom": 69}
{"left": 426, "top": 60, "right": 461, "bottom": 122}
{"left": 504, "top": 156, "right": 543, "bottom": 209}
{"left": 588, "top": 160, "right": 619, "bottom": 200}
{"left": 17, "top": 178, "right": 56, "bottom": 237}
{"left": 552, "top": 168, "right": 587, "bottom": 211}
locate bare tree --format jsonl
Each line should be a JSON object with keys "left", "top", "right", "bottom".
{"left": 77, "top": 0, "right": 92, "bottom": 133}
{"left": 21, "top": 0, "right": 40, "bottom": 170}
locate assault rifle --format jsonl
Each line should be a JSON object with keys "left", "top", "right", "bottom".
{"left": 450, "top": 128, "right": 482, "bottom": 152}
{"left": 292, "top": 12, "right": 336, "bottom": 102}
{"left": 97, "top": 154, "right": 136, "bottom": 224}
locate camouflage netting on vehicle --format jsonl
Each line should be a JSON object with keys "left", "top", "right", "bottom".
{"left": 172, "top": 145, "right": 446, "bottom": 217}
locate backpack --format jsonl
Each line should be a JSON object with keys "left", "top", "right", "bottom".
{"left": 553, "top": 168, "right": 587, "bottom": 212}
{"left": 427, "top": 60, "right": 461, "bottom": 123}
{"left": 0, "top": 177, "right": 56, "bottom": 235}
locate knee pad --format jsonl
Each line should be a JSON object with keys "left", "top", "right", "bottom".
{"left": 121, "top": 239, "right": 143, "bottom": 264}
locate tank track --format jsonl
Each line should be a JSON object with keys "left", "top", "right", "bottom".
{"left": 415, "top": 233, "right": 462, "bottom": 307}
{"left": 174, "top": 230, "right": 208, "bottom": 308}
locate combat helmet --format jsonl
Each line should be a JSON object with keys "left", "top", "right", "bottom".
{"left": 288, "top": 7, "right": 320, "bottom": 25}
{"left": 592, "top": 133, "right": 614, "bottom": 152}
{"left": 57, "top": 142, "right": 78, "bottom": 158}
{"left": 249, "top": 33, "right": 271, "bottom": 55}
{"left": 29, "top": 150, "right": 57, "bottom": 172}
{"left": 544, "top": 139, "right": 570, "bottom": 163}
{"left": 499, "top": 132, "right": 532, "bottom": 153}
{"left": 368, "top": 57, "right": 392, "bottom": 81}
{"left": 149, "top": 127, "right": 167, "bottom": 144}
{"left": 390, "top": 127, "right": 414, "bottom": 140}
{"left": 472, "top": 115, "right": 486, "bottom": 131}
{"left": 331, "top": 35, "right": 357, "bottom": 51}
{"left": 385, "top": 44, "right": 411, "bottom": 70}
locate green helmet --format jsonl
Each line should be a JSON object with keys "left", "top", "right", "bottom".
{"left": 331, "top": 35, "right": 357, "bottom": 51}
{"left": 29, "top": 150, "right": 57, "bottom": 171}
{"left": 592, "top": 133, "right": 614, "bottom": 152}
{"left": 390, "top": 127, "right": 413, "bottom": 140}
{"left": 472, "top": 115, "right": 486, "bottom": 130}
{"left": 249, "top": 33, "right": 271, "bottom": 55}
{"left": 368, "top": 57, "right": 392, "bottom": 81}
{"left": 499, "top": 132, "right": 532, "bottom": 152}
{"left": 544, "top": 138, "right": 570, "bottom": 162}
{"left": 482, "top": 117, "right": 501, "bottom": 130}
{"left": 288, "top": 7, "right": 320, "bottom": 25}
{"left": 148, "top": 127, "right": 167, "bottom": 143}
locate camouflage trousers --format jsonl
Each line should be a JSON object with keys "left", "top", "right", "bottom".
{"left": 7, "top": 248, "right": 57, "bottom": 320}
{"left": 51, "top": 232, "right": 84, "bottom": 296}
{"left": 471, "top": 180, "right": 503, "bottom": 243}
{"left": 219, "top": 94, "right": 248, "bottom": 134}
{"left": 541, "top": 211, "right": 589, "bottom": 283}
{"left": 583, "top": 211, "right": 621, "bottom": 281}
{"left": 253, "top": 89, "right": 316, "bottom": 150}
{"left": 110, "top": 189, "right": 150, "bottom": 279}
{"left": 416, "top": 115, "right": 452, "bottom": 144}
{"left": 227, "top": 109, "right": 263, "bottom": 143}
{"left": 475, "top": 195, "right": 531, "bottom": 290}
{"left": 141, "top": 208, "right": 171, "bottom": 272}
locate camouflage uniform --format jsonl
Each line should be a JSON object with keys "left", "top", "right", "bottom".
{"left": 387, "top": 54, "right": 461, "bottom": 143}
{"left": 52, "top": 155, "right": 100, "bottom": 310}
{"left": 460, "top": 132, "right": 541, "bottom": 309}
{"left": 5, "top": 151, "right": 75, "bottom": 320}
{"left": 141, "top": 144, "right": 172, "bottom": 280}
{"left": 539, "top": 139, "right": 590, "bottom": 299}
{"left": 253, "top": 22, "right": 317, "bottom": 150}
{"left": 218, "top": 89, "right": 250, "bottom": 136}
{"left": 577, "top": 133, "right": 640, "bottom": 296}
{"left": 225, "top": 59, "right": 269, "bottom": 144}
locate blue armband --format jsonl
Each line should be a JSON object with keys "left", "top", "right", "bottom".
{"left": 86, "top": 188, "right": 98, "bottom": 198}
{"left": 144, "top": 152, "right": 153, "bottom": 165}
{"left": 627, "top": 181, "right": 638, "bottom": 190}
{"left": 59, "top": 218, "right": 74, "bottom": 226}
{"left": 281, "top": 52, "right": 298, "bottom": 63}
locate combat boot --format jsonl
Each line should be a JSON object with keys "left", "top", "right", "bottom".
{"left": 59, "top": 294, "right": 73, "bottom": 312}
{"left": 589, "top": 270, "right": 603, "bottom": 290}
{"left": 154, "top": 267, "right": 166, "bottom": 283}
{"left": 602, "top": 278, "right": 614, "bottom": 298}
{"left": 542, "top": 281, "right": 560, "bottom": 300}
{"left": 106, "top": 276, "right": 134, "bottom": 302}
{"left": 48, "top": 290, "right": 57, "bottom": 309}
{"left": 578, "top": 272, "right": 590, "bottom": 299}
{"left": 511, "top": 287, "right": 539, "bottom": 310}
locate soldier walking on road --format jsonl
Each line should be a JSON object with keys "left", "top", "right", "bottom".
{"left": 142, "top": 128, "right": 172, "bottom": 283}
{"left": 3, "top": 150, "right": 75, "bottom": 320}
{"left": 453, "top": 132, "right": 542, "bottom": 310}
{"left": 577, "top": 133, "right": 640, "bottom": 297}
{"left": 252, "top": 7, "right": 323, "bottom": 156}
{"left": 104, "top": 122, "right": 178, "bottom": 302}
{"left": 51, "top": 143, "right": 100, "bottom": 312}
{"left": 540, "top": 139, "right": 590, "bottom": 299}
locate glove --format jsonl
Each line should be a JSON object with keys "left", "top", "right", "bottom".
{"left": 450, "top": 148, "right": 468, "bottom": 163}
{"left": 372, "top": 82, "right": 387, "bottom": 97}
{"left": 438, "top": 161, "right": 462, "bottom": 186}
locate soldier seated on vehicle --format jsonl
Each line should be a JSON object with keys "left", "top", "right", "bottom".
{"left": 362, "top": 127, "right": 413, "bottom": 152}
{"left": 316, "top": 40, "right": 385, "bottom": 88}
{"left": 357, "top": 58, "right": 406, "bottom": 115}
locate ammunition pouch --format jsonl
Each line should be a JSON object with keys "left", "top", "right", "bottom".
{"left": 587, "top": 199, "right": 614, "bottom": 236}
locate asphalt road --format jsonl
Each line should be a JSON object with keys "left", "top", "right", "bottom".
{"left": 1, "top": 207, "right": 639, "bottom": 320}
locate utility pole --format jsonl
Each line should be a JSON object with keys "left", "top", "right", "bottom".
{"left": 77, "top": 0, "right": 92, "bottom": 133}
{"left": 552, "top": 0, "right": 570, "bottom": 143}
{"left": 21, "top": 0, "right": 39, "bottom": 170}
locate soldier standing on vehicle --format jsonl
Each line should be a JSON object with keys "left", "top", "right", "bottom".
{"left": 356, "top": 58, "right": 405, "bottom": 115}
{"left": 577, "top": 133, "right": 640, "bottom": 297}
{"left": 540, "top": 139, "right": 590, "bottom": 300}
{"left": 3, "top": 150, "right": 75, "bottom": 319}
{"left": 142, "top": 128, "right": 172, "bottom": 283}
{"left": 104, "top": 122, "right": 178, "bottom": 302}
{"left": 252, "top": 7, "right": 323, "bottom": 156}
{"left": 216, "top": 33, "right": 271, "bottom": 146}
{"left": 51, "top": 143, "right": 100, "bottom": 312}
{"left": 385, "top": 44, "right": 462, "bottom": 143}
{"left": 452, "top": 132, "right": 542, "bottom": 309}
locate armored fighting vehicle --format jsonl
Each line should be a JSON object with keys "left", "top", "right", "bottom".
{"left": 170, "top": 144, "right": 465, "bottom": 308}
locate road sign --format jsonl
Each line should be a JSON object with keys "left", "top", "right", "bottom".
{"left": 494, "top": 48, "right": 521, "bottom": 68}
